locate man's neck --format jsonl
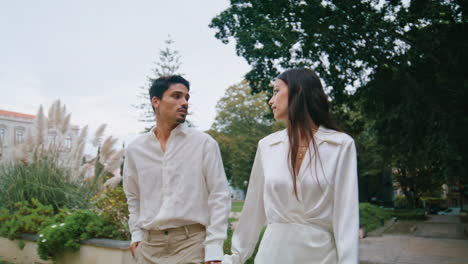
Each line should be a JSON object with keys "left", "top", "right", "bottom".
{"left": 154, "top": 120, "right": 178, "bottom": 143}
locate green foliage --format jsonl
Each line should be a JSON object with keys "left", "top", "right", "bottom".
{"left": 332, "top": 103, "right": 389, "bottom": 202}
{"left": 16, "top": 240, "right": 26, "bottom": 250}
{"left": 214, "top": 82, "right": 283, "bottom": 185}
{"left": 359, "top": 203, "right": 391, "bottom": 232}
{"left": 207, "top": 81, "right": 284, "bottom": 190}
{"left": 0, "top": 198, "right": 130, "bottom": 260}
{"left": 37, "top": 210, "right": 117, "bottom": 260}
{"left": 135, "top": 37, "right": 187, "bottom": 130}
{"left": 0, "top": 158, "right": 92, "bottom": 211}
{"left": 210, "top": 0, "right": 468, "bottom": 205}
{"left": 231, "top": 201, "right": 244, "bottom": 213}
{"left": 90, "top": 186, "right": 130, "bottom": 240}
{"left": 390, "top": 209, "right": 426, "bottom": 220}
{"left": 0, "top": 199, "right": 55, "bottom": 240}
{"left": 395, "top": 195, "right": 410, "bottom": 209}
{"left": 223, "top": 221, "right": 263, "bottom": 264}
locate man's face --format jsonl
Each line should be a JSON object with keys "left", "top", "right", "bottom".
{"left": 152, "top": 83, "right": 190, "bottom": 124}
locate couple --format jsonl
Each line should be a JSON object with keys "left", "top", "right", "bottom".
{"left": 123, "top": 68, "right": 359, "bottom": 264}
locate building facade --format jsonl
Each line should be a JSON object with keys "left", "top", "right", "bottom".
{"left": 0, "top": 109, "right": 79, "bottom": 163}
{"left": 0, "top": 110, "right": 35, "bottom": 162}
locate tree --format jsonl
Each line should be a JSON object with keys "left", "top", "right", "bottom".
{"left": 207, "top": 81, "right": 283, "bottom": 190}
{"left": 210, "top": 0, "right": 468, "bottom": 206}
{"left": 135, "top": 37, "right": 183, "bottom": 130}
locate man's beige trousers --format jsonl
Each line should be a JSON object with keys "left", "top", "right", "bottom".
{"left": 135, "top": 224, "right": 206, "bottom": 264}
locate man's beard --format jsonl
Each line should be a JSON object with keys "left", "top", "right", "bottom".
{"left": 176, "top": 117, "right": 186, "bottom": 124}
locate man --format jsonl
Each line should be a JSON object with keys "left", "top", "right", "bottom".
{"left": 123, "top": 75, "right": 231, "bottom": 264}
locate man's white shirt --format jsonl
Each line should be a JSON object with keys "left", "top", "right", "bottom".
{"left": 123, "top": 123, "right": 231, "bottom": 261}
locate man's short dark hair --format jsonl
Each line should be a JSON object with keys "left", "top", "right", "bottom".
{"left": 149, "top": 75, "right": 190, "bottom": 101}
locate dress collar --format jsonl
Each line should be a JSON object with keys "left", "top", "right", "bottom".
{"left": 268, "top": 126, "right": 341, "bottom": 146}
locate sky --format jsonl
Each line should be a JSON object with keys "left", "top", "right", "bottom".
{"left": 0, "top": 0, "right": 251, "bottom": 145}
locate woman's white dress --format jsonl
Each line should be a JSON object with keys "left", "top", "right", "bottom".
{"left": 224, "top": 127, "right": 359, "bottom": 264}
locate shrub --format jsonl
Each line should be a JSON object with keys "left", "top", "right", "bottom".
{"left": 394, "top": 195, "right": 409, "bottom": 209}
{"left": 0, "top": 199, "right": 55, "bottom": 240}
{"left": 37, "top": 209, "right": 116, "bottom": 260}
{"left": 359, "top": 203, "right": 392, "bottom": 232}
{"left": 90, "top": 186, "right": 130, "bottom": 240}
{"left": 390, "top": 209, "right": 426, "bottom": 220}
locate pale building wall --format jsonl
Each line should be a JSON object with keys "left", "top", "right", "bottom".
{"left": 0, "top": 110, "right": 79, "bottom": 163}
{"left": 0, "top": 110, "right": 35, "bottom": 162}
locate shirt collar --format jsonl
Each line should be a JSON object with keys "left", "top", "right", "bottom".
{"left": 149, "top": 122, "right": 190, "bottom": 140}
{"left": 173, "top": 122, "right": 189, "bottom": 135}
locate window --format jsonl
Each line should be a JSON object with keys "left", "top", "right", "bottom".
{"left": 0, "top": 127, "right": 5, "bottom": 144}
{"left": 15, "top": 128, "right": 24, "bottom": 145}
{"left": 48, "top": 132, "right": 57, "bottom": 145}
{"left": 65, "top": 137, "right": 72, "bottom": 150}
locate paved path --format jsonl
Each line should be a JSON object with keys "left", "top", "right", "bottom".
{"left": 360, "top": 235, "right": 468, "bottom": 264}
{"left": 360, "top": 215, "right": 468, "bottom": 264}
{"left": 414, "top": 215, "right": 465, "bottom": 239}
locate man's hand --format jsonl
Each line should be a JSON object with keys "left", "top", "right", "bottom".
{"left": 129, "top": 241, "right": 140, "bottom": 257}
{"left": 205, "top": 261, "right": 221, "bottom": 264}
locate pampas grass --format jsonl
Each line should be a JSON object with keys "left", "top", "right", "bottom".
{"left": 8, "top": 100, "right": 125, "bottom": 194}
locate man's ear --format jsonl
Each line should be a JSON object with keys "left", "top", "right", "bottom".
{"left": 151, "top": 96, "right": 160, "bottom": 111}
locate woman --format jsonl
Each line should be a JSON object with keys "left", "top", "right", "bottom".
{"left": 224, "top": 68, "right": 359, "bottom": 264}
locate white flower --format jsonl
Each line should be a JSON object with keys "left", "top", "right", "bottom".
{"left": 39, "top": 234, "right": 44, "bottom": 238}
{"left": 42, "top": 239, "right": 46, "bottom": 243}
{"left": 67, "top": 212, "right": 71, "bottom": 215}
{"left": 60, "top": 223, "right": 65, "bottom": 227}
{"left": 51, "top": 225, "right": 57, "bottom": 228}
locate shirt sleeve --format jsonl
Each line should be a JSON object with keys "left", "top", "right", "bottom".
{"left": 202, "top": 138, "right": 231, "bottom": 262}
{"left": 332, "top": 138, "right": 359, "bottom": 264}
{"left": 122, "top": 147, "right": 144, "bottom": 244}
{"left": 224, "top": 144, "right": 267, "bottom": 264}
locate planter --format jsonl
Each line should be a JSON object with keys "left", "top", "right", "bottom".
{"left": 0, "top": 235, "right": 136, "bottom": 264}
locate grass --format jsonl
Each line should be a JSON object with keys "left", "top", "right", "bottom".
{"left": 359, "top": 203, "right": 392, "bottom": 232}
{"left": 0, "top": 158, "right": 92, "bottom": 211}
{"left": 231, "top": 201, "right": 244, "bottom": 212}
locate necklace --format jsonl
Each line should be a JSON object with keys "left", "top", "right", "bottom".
{"left": 297, "top": 145, "right": 308, "bottom": 159}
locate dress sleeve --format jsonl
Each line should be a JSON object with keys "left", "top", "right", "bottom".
{"left": 224, "top": 143, "right": 267, "bottom": 264}
{"left": 332, "top": 139, "right": 359, "bottom": 264}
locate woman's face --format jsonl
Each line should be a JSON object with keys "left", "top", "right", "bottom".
{"left": 269, "top": 78, "right": 289, "bottom": 121}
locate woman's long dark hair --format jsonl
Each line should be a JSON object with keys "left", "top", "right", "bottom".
{"left": 277, "top": 68, "right": 340, "bottom": 198}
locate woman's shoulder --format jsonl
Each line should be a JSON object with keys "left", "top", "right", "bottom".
{"left": 315, "top": 126, "right": 354, "bottom": 146}
{"left": 258, "top": 129, "right": 287, "bottom": 147}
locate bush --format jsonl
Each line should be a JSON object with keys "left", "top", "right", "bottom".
{"left": 394, "top": 195, "right": 409, "bottom": 209}
{"left": 390, "top": 209, "right": 426, "bottom": 220}
{"left": 0, "top": 198, "right": 130, "bottom": 261}
{"left": 0, "top": 158, "right": 92, "bottom": 211}
{"left": 37, "top": 209, "right": 118, "bottom": 260}
{"left": 90, "top": 186, "right": 130, "bottom": 240}
{"left": 359, "top": 203, "right": 392, "bottom": 232}
{"left": 0, "top": 199, "right": 55, "bottom": 240}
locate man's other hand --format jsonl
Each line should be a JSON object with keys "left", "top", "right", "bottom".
{"left": 130, "top": 241, "right": 140, "bottom": 257}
